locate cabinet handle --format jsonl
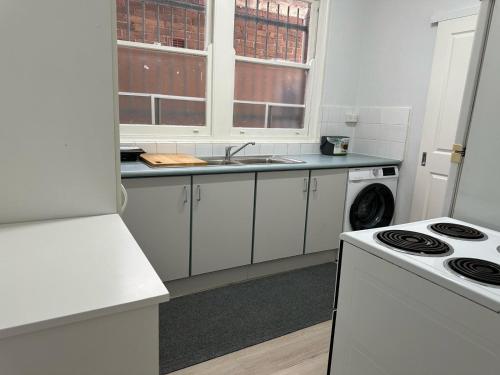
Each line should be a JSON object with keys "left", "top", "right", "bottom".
{"left": 313, "top": 178, "right": 318, "bottom": 192}
{"left": 183, "top": 186, "right": 188, "bottom": 204}
{"left": 303, "top": 178, "right": 309, "bottom": 193}
{"left": 196, "top": 185, "right": 201, "bottom": 202}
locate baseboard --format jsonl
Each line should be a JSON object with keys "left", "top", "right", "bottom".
{"left": 165, "top": 249, "right": 337, "bottom": 298}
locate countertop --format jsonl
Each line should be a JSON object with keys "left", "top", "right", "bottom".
{"left": 121, "top": 153, "right": 401, "bottom": 178}
{"left": 0, "top": 214, "right": 169, "bottom": 339}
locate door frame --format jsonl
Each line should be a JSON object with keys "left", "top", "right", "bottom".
{"left": 444, "top": 0, "right": 496, "bottom": 217}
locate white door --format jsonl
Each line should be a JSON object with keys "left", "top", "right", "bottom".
{"left": 305, "top": 169, "right": 347, "bottom": 254}
{"left": 191, "top": 173, "right": 254, "bottom": 275}
{"left": 410, "top": 15, "right": 477, "bottom": 221}
{"left": 122, "top": 177, "right": 191, "bottom": 281}
{"left": 253, "top": 170, "right": 309, "bottom": 263}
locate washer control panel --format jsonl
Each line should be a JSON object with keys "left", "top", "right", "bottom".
{"left": 349, "top": 166, "right": 399, "bottom": 181}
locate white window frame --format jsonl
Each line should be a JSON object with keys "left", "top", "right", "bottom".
{"left": 119, "top": 0, "right": 329, "bottom": 143}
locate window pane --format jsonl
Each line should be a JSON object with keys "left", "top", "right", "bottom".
{"left": 158, "top": 99, "right": 205, "bottom": 126}
{"left": 234, "top": 0, "right": 311, "bottom": 63}
{"left": 118, "top": 46, "right": 206, "bottom": 97}
{"left": 117, "top": 46, "right": 206, "bottom": 125}
{"left": 116, "top": 0, "right": 206, "bottom": 51}
{"left": 119, "top": 95, "right": 152, "bottom": 124}
{"left": 233, "top": 103, "right": 266, "bottom": 128}
{"left": 234, "top": 61, "right": 307, "bottom": 104}
{"left": 268, "top": 106, "right": 304, "bottom": 129}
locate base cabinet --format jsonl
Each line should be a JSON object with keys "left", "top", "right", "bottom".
{"left": 191, "top": 173, "right": 255, "bottom": 275}
{"left": 122, "top": 177, "right": 190, "bottom": 281}
{"left": 305, "top": 169, "right": 347, "bottom": 254}
{"left": 253, "top": 170, "right": 309, "bottom": 263}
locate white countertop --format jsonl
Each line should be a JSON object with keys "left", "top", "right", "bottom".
{"left": 0, "top": 214, "right": 169, "bottom": 339}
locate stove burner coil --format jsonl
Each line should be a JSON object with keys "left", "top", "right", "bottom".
{"left": 430, "top": 223, "right": 486, "bottom": 240}
{"left": 376, "top": 230, "right": 452, "bottom": 256}
{"left": 446, "top": 258, "right": 500, "bottom": 286}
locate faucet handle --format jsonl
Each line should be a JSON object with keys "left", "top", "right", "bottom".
{"left": 225, "top": 145, "right": 236, "bottom": 159}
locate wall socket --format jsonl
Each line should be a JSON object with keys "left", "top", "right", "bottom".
{"left": 345, "top": 112, "right": 359, "bottom": 124}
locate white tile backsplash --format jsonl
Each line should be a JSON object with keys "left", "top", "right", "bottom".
{"left": 176, "top": 143, "right": 196, "bottom": 155}
{"left": 287, "top": 143, "right": 301, "bottom": 155}
{"left": 300, "top": 143, "right": 316, "bottom": 155}
{"left": 136, "top": 142, "right": 157, "bottom": 153}
{"left": 274, "top": 143, "right": 288, "bottom": 155}
{"left": 157, "top": 142, "right": 177, "bottom": 153}
{"left": 358, "top": 107, "right": 382, "bottom": 124}
{"left": 195, "top": 143, "right": 213, "bottom": 157}
{"left": 212, "top": 143, "right": 227, "bottom": 157}
{"left": 381, "top": 107, "right": 410, "bottom": 125}
{"left": 242, "top": 143, "right": 261, "bottom": 156}
{"left": 320, "top": 105, "right": 411, "bottom": 160}
{"left": 259, "top": 143, "right": 275, "bottom": 155}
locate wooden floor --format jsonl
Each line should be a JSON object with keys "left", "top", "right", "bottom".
{"left": 169, "top": 321, "right": 332, "bottom": 375}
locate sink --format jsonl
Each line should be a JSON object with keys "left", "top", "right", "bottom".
{"left": 234, "top": 156, "right": 305, "bottom": 165}
{"left": 202, "top": 156, "right": 304, "bottom": 166}
{"left": 204, "top": 159, "right": 243, "bottom": 166}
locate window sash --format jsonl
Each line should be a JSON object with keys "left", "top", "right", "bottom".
{"left": 119, "top": 0, "right": 326, "bottom": 142}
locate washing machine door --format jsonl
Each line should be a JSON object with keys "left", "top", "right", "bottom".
{"left": 349, "top": 183, "right": 395, "bottom": 230}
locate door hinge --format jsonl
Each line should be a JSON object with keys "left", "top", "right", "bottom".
{"left": 451, "top": 144, "right": 466, "bottom": 163}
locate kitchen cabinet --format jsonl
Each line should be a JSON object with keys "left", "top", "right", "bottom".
{"left": 122, "top": 177, "right": 191, "bottom": 281}
{"left": 305, "top": 169, "right": 347, "bottom": 253}
{"left": 253, "top": 170, "right": 309, "bottom": 263}
{"left": 191, "top": 173, "right": 255, "bottom": 275}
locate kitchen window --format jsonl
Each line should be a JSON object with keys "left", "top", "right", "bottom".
{"left": 117, "top": 0, "right": 327, "bottom": 141}
{"left": 116, "top": 0, "right": 210, "bottom": 136}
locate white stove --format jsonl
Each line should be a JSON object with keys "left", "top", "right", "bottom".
{"left": 341, "top": 217, "right": 500, "bottom": 312}
{"left": 328, "top": 218, "right": 500, "bottom": 375}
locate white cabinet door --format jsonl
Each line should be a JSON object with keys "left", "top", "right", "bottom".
{"left": 305, "top": 169, "right": 347, "bottom": 254}
{"left": 253, "top": 170, "right": 309, "bottom": 263}
{"left": 191, "top": 173, "right": 255, "bottom": 275}
{"left": 122, "top": 177, "right": 191, "bottom": 281}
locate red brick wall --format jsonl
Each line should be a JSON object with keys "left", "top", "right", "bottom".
{"left": 116, "top": 0, "right": 308, "bottom": 60}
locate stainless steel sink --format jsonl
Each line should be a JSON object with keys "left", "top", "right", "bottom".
{"left": 204, "top": 159, "right": 243, "bottom": 166}
{"left": 202, "top": 156, "right": 304, "bottom": 166}
{"left": 235, "top": 156, "right": 305, "bottom": 165}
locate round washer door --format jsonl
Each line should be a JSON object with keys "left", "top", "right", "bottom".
{"left": 349, "top": 183, "right": 395, "bottom": 231}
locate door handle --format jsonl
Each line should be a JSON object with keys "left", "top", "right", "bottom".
{"left": 183, "top": 186, "right": 188, "bottom": 204}
{"left": 196, "top": 185, "right": 201, "bottom": 202}
{"left": 421, "top": 152, "right": 427, "bottom": 166}
{"left": 303, "top": 178, "right": 309, "bottom": 193}
{"left": 313, "top": 178, "right": 318, "bottom": 192}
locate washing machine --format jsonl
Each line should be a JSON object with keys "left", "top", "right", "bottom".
{"left": 343, "top": 166, "right": 399, "bottom": 232}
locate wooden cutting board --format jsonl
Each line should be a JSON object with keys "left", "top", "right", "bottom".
{"left": 140, "top": 153, "right": 208, "bottom": 168}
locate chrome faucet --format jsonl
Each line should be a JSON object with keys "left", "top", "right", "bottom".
{"left": 225, "top": 142, "right": 256, "bottom": 161}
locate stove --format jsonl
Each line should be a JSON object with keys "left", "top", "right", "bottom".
{"left": 340, "top": 217, "right": 500, "bottom": 312}
{"left": 330, "top": 217, "right": 500, "bottom": 375}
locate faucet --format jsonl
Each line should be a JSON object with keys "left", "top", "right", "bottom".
{"left": 225, "top": 142, "right": 256, "bottom": 161}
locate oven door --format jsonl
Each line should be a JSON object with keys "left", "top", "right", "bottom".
{"left": 349, "top": 183, "right": 395, "bottom": 231}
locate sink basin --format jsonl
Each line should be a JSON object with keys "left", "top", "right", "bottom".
{"left": 235, "top": 156, "right": 305, "bottom": 165}
{"left": 202, "top": 156, "right": 304, "bottom": 166}
{"left": 204, "top": 159, "right": 242, "bottom": 166}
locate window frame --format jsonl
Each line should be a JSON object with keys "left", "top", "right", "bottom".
{"left": 118, "top": 0, "right": 329, "bottom": 142}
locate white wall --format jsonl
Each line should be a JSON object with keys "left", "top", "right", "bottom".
{"left": 323, "top": 0, "right": 479, "bottom": 224}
